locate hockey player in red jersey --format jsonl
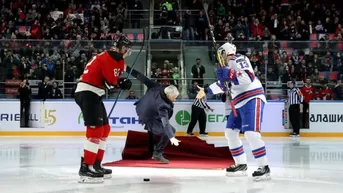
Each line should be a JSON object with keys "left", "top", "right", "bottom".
{"left": 316, "top": 83, "right": 333, "bottom": 100}
{"left": 75, "top": 35, "right": 133, "bottom": 183}
{"left": 300, "top": 79, "right": 316, "bottom": 127}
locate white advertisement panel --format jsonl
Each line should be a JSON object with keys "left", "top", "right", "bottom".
{"left": 309, "top": 102, "right": 343, "bottom": 132}
{"left": 0, "top": 100, "right": 285, "bottom": 133}
{"left": 0, "top": 101, "right": 20, "bottom": 130}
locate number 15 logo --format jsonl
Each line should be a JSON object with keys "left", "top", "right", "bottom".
{"left": 44, "top": 110, "right": 56, "bottom": 126}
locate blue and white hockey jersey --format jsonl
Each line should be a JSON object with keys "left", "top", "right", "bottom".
{"left": 208, "top": 54, "right": 266, "bottom": 109}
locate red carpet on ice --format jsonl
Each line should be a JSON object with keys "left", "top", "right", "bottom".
{"left": 104, "top": 130, "right": 234, "bottom": 169}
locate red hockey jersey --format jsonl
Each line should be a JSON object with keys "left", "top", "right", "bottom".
{"left": 316, "top": 87, "right": 333, "bottom": 100}
{"left": 300, "top": 86, "right": 316, "bottom": 103}
{"left": 76, "top": 51, "right": 125, "bottom": 96}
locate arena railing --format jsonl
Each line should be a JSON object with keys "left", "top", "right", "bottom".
{"left": 0, "top": 77, "right": 329, "bottom": 100}
{"left": 0, "top": 39, "right": 341, "bottom": 99}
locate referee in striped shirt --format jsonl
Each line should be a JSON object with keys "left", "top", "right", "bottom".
{"left": 287, "top": 81, "right": 304, "bottom": 137}
{"left": 187, "top": 90, "right": 214, "bottom": 136}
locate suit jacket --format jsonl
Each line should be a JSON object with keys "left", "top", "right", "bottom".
{"left": 127, "top": 66, "right": 175, "bottom": 139}
{"left": 332, "top": 85, "right": 343, "bottom": 100}
{"left": 191, "top": 64, "right": 205, "bottom": 78}
{"left": 38, "top": 82, "right": 52, "bottom": 100}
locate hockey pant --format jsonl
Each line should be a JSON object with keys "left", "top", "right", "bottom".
{"left": 225, "top": 98, "right": 268, "bottom": 166}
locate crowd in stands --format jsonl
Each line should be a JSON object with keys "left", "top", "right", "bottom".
{"left": 0, "top": 0, "right": 138, "bottom": 40}
{"left": 0, "top": 0, "right": 144, "bottom": 98}
{"left": 182, "top": 0, "right": 343, "bottom": 99}
{"left": 154, "top": 0, "right": 180, "bottom": 26}
{"left": 150, "top": 60, "right": 180, "bottom": 87}
{"left": 1, "top": 0, "right": 342, "bottom": 100}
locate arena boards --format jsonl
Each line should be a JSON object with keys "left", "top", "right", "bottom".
{"left": 0, "top": 100, "right": 341, "bottom": 137}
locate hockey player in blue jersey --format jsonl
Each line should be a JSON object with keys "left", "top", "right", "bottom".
{"left": 206, "top": 42, "right": 270, "bottom": 180}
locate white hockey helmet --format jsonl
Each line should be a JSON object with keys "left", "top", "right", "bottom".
{"left": 218, "top": 42, "right": 237, "bottom": 55}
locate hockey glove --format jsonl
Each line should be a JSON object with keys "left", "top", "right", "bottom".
{"left": 216, "top": 68, "right": 224, "bottom": 79}
{"left": 118, "top": 77, "right": 132, "bottom": 90}
{"left": 217, "top": 68, "right": 236, "bottom": 82}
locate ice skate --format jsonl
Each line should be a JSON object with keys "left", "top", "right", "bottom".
{"left": 252, "top": 165, "right": 271, "bottom": 181}
{"left": 152, "top": 153, "right": 169, "bottom": 164}
{"left": 78, "top": 159, "right": 104, "bottom": 184}
{"left": 94, "top": 160, "right": 112, "bottom": 179}
{"left": 226, "top": 164, "right": 248, "bottom": 176}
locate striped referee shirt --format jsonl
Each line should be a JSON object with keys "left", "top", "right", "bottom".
{"left": 193, "top": 97, "right": 211, "bottom": 109}
{"left": 287, "top": 88, "right": 304, "bottom": 105}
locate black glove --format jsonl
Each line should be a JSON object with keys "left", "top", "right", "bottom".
{"left": 118, "top": 77, "right": 132, "bottom": 90}
{"left": 221, "top": 93, "right": 226, "bottom": 103}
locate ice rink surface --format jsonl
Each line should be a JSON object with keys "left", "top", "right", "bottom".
{"left": 1, "top": 136, "right": 343, "bottom": 193}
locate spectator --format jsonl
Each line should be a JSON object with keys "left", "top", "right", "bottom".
{"left": 129, "top": 0, "right": 143, "bottom": 28}
{"left": 300, "top": 79, "right": 316, "bottom": 128}
{"left": 233, "top": 21, "right": 248, "bottom": 40}
{"left": 184, "top": 10, "right": 195, "bottom": 40}
{"left": 39, "top": 64, "right": 52, "bottom": 81}
{"left": 38, "top": 76, "right": 52, "bottom": 100}
{"left": 151, "top": 68, "right": 162, "bottom": 82}
{"left": 316, "top": 83, "right": 333, "bottom": 100}
{"left": 315, "top": 20, "right": 324, "bottom": 33}
{"left": 332, "top": 80, "right": 343, "bottom": 100}
{"left": 126, "top": 90, "right": 139, "bottom": 99}
{"left": 191, "top": 58, "right": 205, "bottom": 86}
{"left": 188, "top": 81, "right": 198, "bottom": 99}
{"left": 196, "top": 10, "right": 207, "bottom": 40}
{"left": 18, "top": 79, "right": 32, "bottom": 128}
{"left": 171, "top": 68, "right": 180, "bottom": 87}
{"left": 310, "top": 69, "right": 321, "bottom": 84}
{"left": 267, "top": 67, "right": 277, "bottom": 81}
{"left": 50, "top": 81, "right": 63, "bottom": 99}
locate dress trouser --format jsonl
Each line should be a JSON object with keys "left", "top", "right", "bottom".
{"left": 187, "top": 105, "right": 207, "bottom": 134}
{"left": 20, "top": 100, "right": 30, "bottom": 127}
{"left": 147, "top": 126, "right": 176, "bottom": 155}
{"left": 302, "top": 102, "right": 309, "bottom": 128}
{"left": 289, "top": 104, "right": 300, "bottom": 134}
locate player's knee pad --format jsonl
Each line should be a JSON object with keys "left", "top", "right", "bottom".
{"left": 225, "top": 129, "right": 240, "bottom": 141}
{"left": 86, "top": 126, "right": 104, "bottom": 139}
{"left": 244, "top": 131, "right": 261, "bottom": 141}
{"left": 244, "top": 131, "right": 264, "bottom": 147}
{"left": 102, "top": 124, "right": 111, "bottom": 139}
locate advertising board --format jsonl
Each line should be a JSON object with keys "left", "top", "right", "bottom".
{"left": 0, "top": 100, "right": 285, "bottom": 136}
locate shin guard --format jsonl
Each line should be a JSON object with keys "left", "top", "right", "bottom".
{"left": 244, "top": 131, "right": 268, "bottom": 166}
{"left": 225, "top": 129, "right": 247, "bottom": 164}
{"left": 96, "top": 124, "right": 110, "bottom": 162}
{"left": 83, "top": 126, "right": 104, "bottom": 165}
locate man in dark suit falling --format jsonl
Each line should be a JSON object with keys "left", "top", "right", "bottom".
{"left": 125, "top": 65, "right": 181, "bottom": 164}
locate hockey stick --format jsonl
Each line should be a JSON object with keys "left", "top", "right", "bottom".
{"left": 107, "top": 30, "right": 146, "bottom": 118}
{"left": 202, "top": 3, "right": 237, "bottom": 116}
